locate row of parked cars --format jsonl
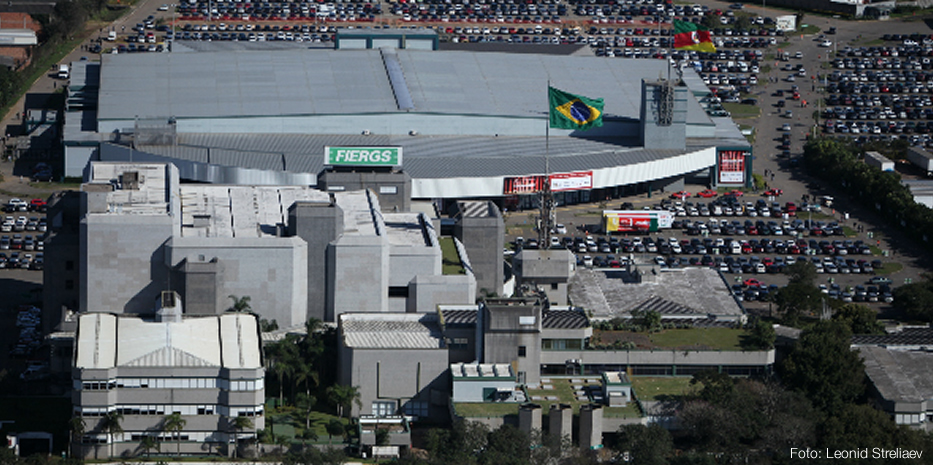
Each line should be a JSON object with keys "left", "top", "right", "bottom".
{"left": 0, "top": 252, "right": 43, "bottom": 270}
{"left": 0, "top": 233, "right": 45, "bottom": 252}
{"left": 4, "top": 198, "right": 46, "bottom": 213}
{"left": 11, "top": 306, "right": 42, "bottom": 358}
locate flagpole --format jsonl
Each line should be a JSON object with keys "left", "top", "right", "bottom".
{"left": 540, "top": 80, "right": 552, "bottom": 249}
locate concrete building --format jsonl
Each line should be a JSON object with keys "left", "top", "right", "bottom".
{"left": 48, "top": 161, "right": 476, "bottom": 332}
{"left": 72, "top": 299, "right": 264, "bottom": 458}
{"left": 452, "top": 201, "right": 505, "bottom": 298}
{"left": 858, "top": 345, "right": 933, "bottom": 431}
{"left": 512, "top": 249, "right": 576, "bottom": 306}
{"left": 338, "top": 313, "right": 450, "bottom": 421}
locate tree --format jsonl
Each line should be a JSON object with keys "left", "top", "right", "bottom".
{"left": 260, "top": 318, "right": 279, "bottom": 332}
{"left": 780, "top": 321, "right": 865, "bottom": 412}
{"left": 786, "top": 261, "right": 818, "bottom": 286}
{"left": 296, "top": 393, "right": 316, "bottom": 430}
{"left": 424, "top": 421, "right": 488, "bottom": 465}
{"left": 325, "top": 419, "right": 345, "bottom": 444}
{"left": 774, "top": 281, "right": 823, "bottom": 326}
{"left": 101, "top": 411, "right": 123, "bottom": 459}
{"left": 228, "top": 294, "right": 252, "bottom": 313}
{"left": 231, "top": 415, "right": 254, "bottom": 459}
{"left": 893, "top": 278, "right": 933, "bottom": 322}
{"left": 266, "top": 338, "right": 297, "bottom": 408}
{"left": 741, "top": 319, "right": 776, "bottom": 350}
{"left": 375, "top": 428, "right": 391, "bottom": 447}
{"left": 326, "top": 385, "right": 362, "bottom": 418}
{"left": 691, "top": 369, "right": 734, "bottom": 405}
{"left": 610, "top": 424, "right": 673, "bottom": 465}
{"left": 480, "top": 424, "right": 530, "bottom": 465}
{"left": 139, "top": 435, "right": 160, "bottom": 459}
{"left": 68, "top": 416, "right": 86, "bottom": 459}
{"left": 832, "top": 303, "right": 884, "bottom": 334}
{"left": 163, "top": 412, "right": 187, "bottom": 457}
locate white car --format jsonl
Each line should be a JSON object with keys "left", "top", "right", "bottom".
{"left": 158, "top": 4, "right": 169, "bottom": 10}
{"left": 820, "top": 40, "right": 832, "bottom": 47}
{"left": 554, "top": 223, "right": 567, "bottom": 235}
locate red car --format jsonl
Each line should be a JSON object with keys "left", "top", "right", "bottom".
{"left": 670, "top": 191, "right": 691, "bottom": 200}
{"left": 728, "top": 190, "right": 744, "bottom": 197}
{"left": 744, "top": 278, "right": 762, "bottom": 287}
{"left": 696, "top": 189, "right": 718, "bottom": 198}
{"left": 29, "top": 199, "right": 46, "bottom": 212}
{"left": 763, "top": 188, "right": 784, "bottom": 197}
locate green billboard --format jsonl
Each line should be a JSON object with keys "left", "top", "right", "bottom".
{"left": 325, "top": 146, "right": 402, "bottom": 167}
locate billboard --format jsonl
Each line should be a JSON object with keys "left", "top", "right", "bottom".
{"left": 603, "top": 210, "right": 674, "bottom": 233}
{"left": 776, "top": 15, "right": 796, "bottom": 32}
{"left": 503, "top": 171, "right": 593, "bottom": 194}
{"left": 550, "top": 171, "right": 593, "bottom": 192}
{"left": 718, "top": 148, "right": 749, "bottom": 185}
{"left": 325, "top": 147, "right": 402, "bottom": 167}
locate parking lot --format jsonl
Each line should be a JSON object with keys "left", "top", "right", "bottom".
{"left": 1, "top": 198, "right": 47, "bottom": 272}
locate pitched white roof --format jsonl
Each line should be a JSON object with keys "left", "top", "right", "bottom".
{"left": 340, "top": 313, "right": 443, "bottom": 349}
{"left": 75, "top": 313, "right": 261, "bottom": 369}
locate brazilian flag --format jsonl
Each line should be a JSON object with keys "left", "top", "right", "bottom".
{"left": 548, "top": 86, "right": 604, "bottom": 131}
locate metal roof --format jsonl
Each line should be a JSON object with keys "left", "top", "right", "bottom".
{"left": 568, "top": 267, "right": 744, "bottom": 319}
{"left": 541, "top": 309, "right": 589, "bottom": 329}
{"left": 74, "top": 313, "right": 261, "bottom": 369}
{"left": 440, "top": 308, "right": 478, "bottom": 326}
{"left": 859, "top": 346, "right": 933, "bottom": 404}
{"left": 851, "top": 327, "right": 933, "bottom": 347}
{"left": 139, "top": 133, "right": 707, "bottom": 179}
{"left": 98, "top": 48, "right": 712, "bottom": 124}
{"left": 340, "top": 313, "right": 444, "bottom": 349}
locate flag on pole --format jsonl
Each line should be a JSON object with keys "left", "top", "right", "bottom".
{"left": 673, "top": 19, "right": 716, "bottom": 53}
{"left": 548, "top": 86, "right": 604, "bottom": 131}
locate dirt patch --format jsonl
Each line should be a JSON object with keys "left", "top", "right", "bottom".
{"left": 593, "top": 330, "right": 652, "bottom": 349}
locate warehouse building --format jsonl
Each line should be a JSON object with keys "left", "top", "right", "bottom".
{"left": 63, "top": 46, "right": 752, "bottom": 208}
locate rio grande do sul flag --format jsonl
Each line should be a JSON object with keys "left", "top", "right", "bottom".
{"left": 673, "top": 19, "right": 716, "bottom": 53}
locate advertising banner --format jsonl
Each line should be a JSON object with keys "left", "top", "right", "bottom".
{"left": 718, "top": 149, "right": 749, "bottom": 184}
{"left": 550, "top": 171, "right": 593, "bottom": 192}
{"left": 325, "top": 147, "right": 402, "bottom": 167}
{"left": 504, "top": 171, "right": 594, "bottom": 194}
{"left": 603, "top": 210, "right": 674, "bottom": 233}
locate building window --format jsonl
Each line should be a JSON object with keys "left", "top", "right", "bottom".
{"left": 517, "top": 371, "right": 526, "bottom": 385}
{"left": 550, "top": 283, "right": 559, "bottom": 290}
{"left": 65, "top": 280, "right": 74, "bottom": 290}
{"left": 379, "top": 186, "right": 398, "bottom": 195}
{"left": 65, "top": 260, "right": 74, "bottom": 271}
{"left": 372, "top": 401, "right": 395, "bottom": 417}
{"left": 403, "top": 401, "right": 428, "bottom": 418}
{"left": 449, "top": 338, "right": 468, "bottom": 350}
{"left": 518, "top": 346, "right": 526, "bottom": 358}
{"left": 541, "top": 339, "right": 583, "bottom": 351}
{"left": 388, "top": 286, "right": 409, "bottom": 298}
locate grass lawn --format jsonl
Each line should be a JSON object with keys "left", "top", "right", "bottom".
{"left": 454, "top": 403, "right": 520, "bottom": 418}
{"left": 649, "top": 328, "right": 743, "bottom": 351}
{"left": 267, "top": 408, "right": 351, "bottom": 444}
{"left": 798, "top": 25, "right": 821, "bottom": 35}
{"left": 439, "top": 236, "right": 466, "bottom": 275}
{"left": 632, "top": 377, "right": 699, "bottom": 402}
{"left": 876, "top": 261, "right": 903, "bottom": 275}
{"left": 739, "top": 124, "right": 756, "bottom": 144}
{"left": 722, "top": 103, "right": 760, "bottom": 119}
{"left": 603, "top": 404, "right": 642, "bottom": 418}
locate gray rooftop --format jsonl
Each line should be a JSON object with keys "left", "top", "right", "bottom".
{"left": 568, "top": 267, "right": 744, "bottom": 319}
{"left": 859, "top": 346, "right": 933, "bottom": 404}
{"left": 136, "top": 133, "right": 705, "bottom": 179}
{"left": 340, "top": 313, "right": 444, "bottom": 349}
{"left": 98, "top": 48, "right": 711, "bottom": 123}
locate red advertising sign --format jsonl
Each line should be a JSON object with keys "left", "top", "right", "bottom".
{"left": 504, "top": 171, "right": 594, "bottom": 194}
{"left": 718, "top": 149, "right": 748, "bottom": 184}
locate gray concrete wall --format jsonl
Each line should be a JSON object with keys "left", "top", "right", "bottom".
{"left": 175, "top": 258, "right": 223, "bottom": 315}
{"left": 454, "top": 203, "right": 504, "bottom": 297}
{"left": 165, "top": 237, "right": 308, "bottom": 327}
{"left": 80, "top": 213, "right": 174, "bottom": 314}
{"left": 640, "top": 81, "right": 687, "bottom": 151}
{"left": 340, "top": 347, "right": 449, "bottom": 421}
{"left": 327, "top": 235, "right": 389, "bottom": 320}
{"left": 388, "top": 245, "right": 440, "bottom": 287}
{"left": 407, "top": 274, "right": 476, "bottom": 313}
{"left": 288, "top": 201, "right": 345, "bottom": 323}
{"left": 318, "top": 170, "right": 412, "bottom": 213}
{"left": 452, "top": 378, "right": 514, "bottom": 402}
{"left": 483, "top": 300, "right": 543, "bottom": 385}
{"left": 539, "top": 349, "right": 776, "bottom": 366}
{"left": 43, "top": 191, "right": 82, "bottom": 334}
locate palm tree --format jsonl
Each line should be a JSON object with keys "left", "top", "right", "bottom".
{"left": 266, "top": 339, "right": 296, "bottom": 408}
{"left": 139, "top": 435, "right": 160, "bottom": 459}
{"left": 101, "top": 411, "right": 124, "bottom": 459}
{"left": 68, "top": 416, "right": 86, "bottom": 459}
{"left": 228, "top": 295, "right": 252, "bottom": 313}
{"left": 163, "top": 412, "right": 186, "bottom": 457}
{"left": 230, "top": 415, "right": 253, "bottom": 459}
{"left": 326, "top": 385, "right": 362, "bottom": 419}
{"left": 295, "top": 393, "right": 316, "bottom": 430}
